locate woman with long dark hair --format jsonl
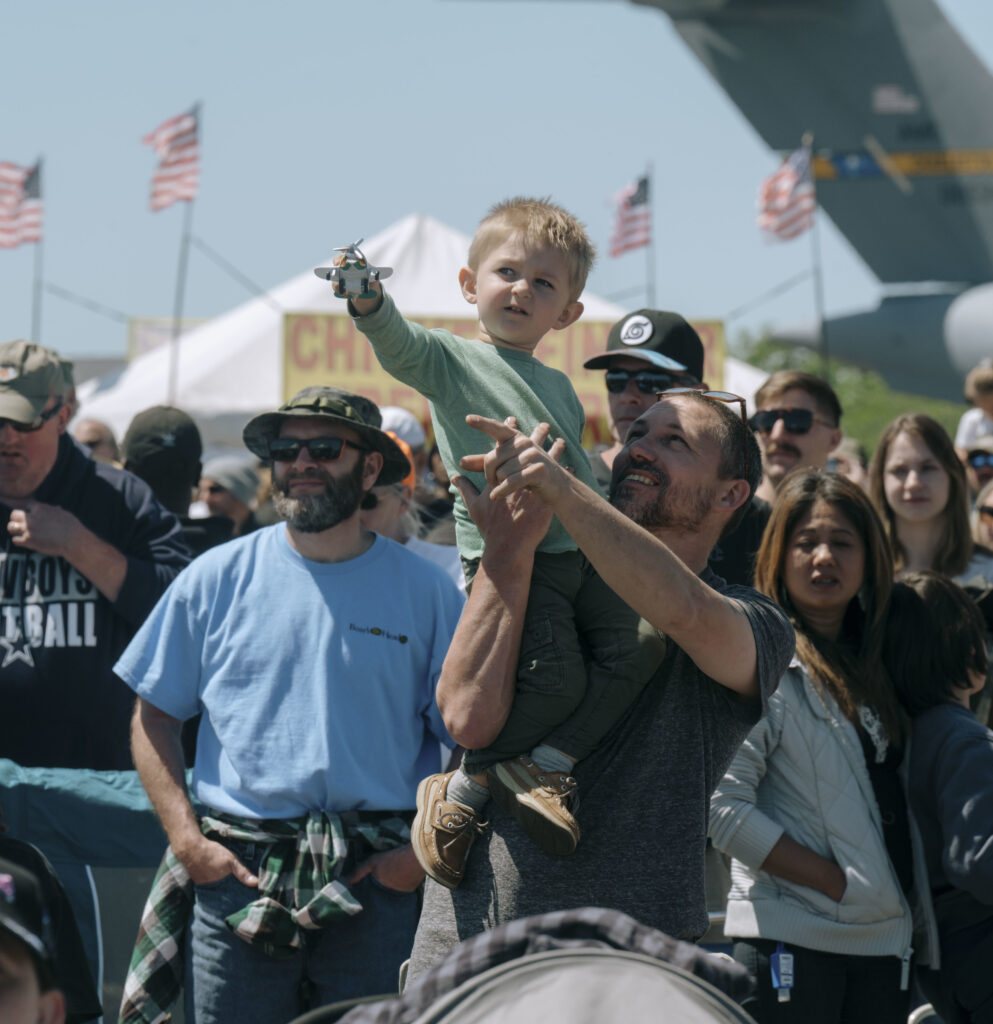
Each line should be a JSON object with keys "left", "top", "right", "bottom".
{"left": 710, "top": 469, "right": 923, "bottom": 1023}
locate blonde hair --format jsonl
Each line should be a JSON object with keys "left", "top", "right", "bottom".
{"left": 964, "top": 362, "right": 993, "bottom": 403}
{"left": 467, "top": 196, "right": 595, "bottom": 301}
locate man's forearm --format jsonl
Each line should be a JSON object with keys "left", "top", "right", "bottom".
{"left": 436, "top": 543, "right": 535, "bottom": 750}
{"left": 63, "top": 525, "right": 129, "bottom": 603}
{"left": 131, "top": 699, "right": 201, "bottom": 856}
{"left": 543, "top": 474, "right": 759, "bottom": 695}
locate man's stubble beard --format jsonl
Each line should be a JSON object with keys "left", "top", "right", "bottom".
{"left": 271, "top": 458, "right": 366, "bottom": 533}
{"left": 609, "top": 464, "right": 714, "bottom": 534}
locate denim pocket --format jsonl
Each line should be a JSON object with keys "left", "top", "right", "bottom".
{"left": 366, "top": 873, "right": 420, "bottom": 899}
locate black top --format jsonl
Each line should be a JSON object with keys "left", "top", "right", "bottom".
{"left": 0, "top": 436, "right": 190, "bottom": 769}
{"left": 708, "top": 498, "right": 772, "bottom": 587}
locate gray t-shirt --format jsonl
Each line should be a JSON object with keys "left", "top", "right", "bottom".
{"left": 408, "top": 573, "right": 794, "bottom": 978}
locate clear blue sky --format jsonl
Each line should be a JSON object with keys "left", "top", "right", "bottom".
{"left": 2, "top": 0, "right": 991, "bottom": 359}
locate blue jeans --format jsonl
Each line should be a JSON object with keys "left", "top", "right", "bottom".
{"left": 185, "top": 837, "right": 419, "bottom": 1024}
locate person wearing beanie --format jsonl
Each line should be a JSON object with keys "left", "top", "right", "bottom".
{"left": 199, "top": 455, "right": 261, "bottom": 537}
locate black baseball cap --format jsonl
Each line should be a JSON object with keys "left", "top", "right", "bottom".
{"left": 584, "top": 310, "right": 703, "bottom": 382}
{"left": 122, "top": 405, "right": 203, "bottom": 473}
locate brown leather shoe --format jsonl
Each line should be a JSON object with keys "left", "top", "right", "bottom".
{"left": 411, "top": 771, "right": 486, "bottom": 889}
{"left": 487, "top": 756, "right": 580, "bottom": 856}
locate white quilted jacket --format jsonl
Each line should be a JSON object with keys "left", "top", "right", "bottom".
{"left": 709, "top": 661, "right": 915, "bottom": 961}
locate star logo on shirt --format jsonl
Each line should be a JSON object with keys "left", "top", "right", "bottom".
{"left": 0, "top": 633, "right": 35, "bottom": 668}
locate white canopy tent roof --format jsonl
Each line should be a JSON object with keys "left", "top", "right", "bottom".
{"left": 75, "top": 214, "right": 627, "bottom": 449}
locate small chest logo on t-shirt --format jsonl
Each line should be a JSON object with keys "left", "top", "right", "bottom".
{"left": 349, "top": 622, "right": 408, "bottom": 644}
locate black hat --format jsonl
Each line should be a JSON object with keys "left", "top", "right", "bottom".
{"left": 584, "top": 310, "right": 703, "bottom": 382}
{"left": 122, "top": 405, "right": 203, "bottom": 473}
{"left": 242, "top": 386, "right": 410, "bottom": 486}
{"left": 0, "top": 856, "right": 56, "bottom": 967}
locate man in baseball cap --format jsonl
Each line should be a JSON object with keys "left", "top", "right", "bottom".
{"left": 0, "top": 338, "right": 189, "bottom": 773}
{"left": 118, "top": 385, "right": 464, "bottom": 1023}
{"left": 583, "top": 310, "right": 703, "bottom": 489}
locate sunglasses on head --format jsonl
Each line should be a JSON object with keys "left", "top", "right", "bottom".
{"left": 268, "top": 436, "right": 370, "bottom": 462}
{"left": 656, "top": 387, "right": 751, "bottom": 478}
{"left": 747, "top": 407, "right": 829, "bottom": 435}
{"left": 605, "top": 368, "right": 681, "bottom": 395}
{"left": 0, "top": 401, "right": 63, "bottom": 434}
{"left": 968, "top": 452, "right": 993, "bottom": 469}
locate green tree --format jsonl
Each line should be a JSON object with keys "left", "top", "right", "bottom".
{"left": 730, "top": 330, "right": 964, "bottom": 457}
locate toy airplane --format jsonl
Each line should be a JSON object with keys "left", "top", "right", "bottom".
{"left": 314, "top": 239, "right": 393, "bottom": 300}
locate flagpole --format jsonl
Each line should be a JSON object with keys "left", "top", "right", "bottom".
{"left": 645, "top": 163, "right": 655, "bottom": 307}
{"left": 168, "top": 197, "right": 194, "bottom": 405}
{"left": 30, "top": 158, "right": 44, "bottom": 342}
{"left": 804, "top": 132, "right": 830, "bottom": 381}
{"left": 31, "top": 237, "right": 44, "bottom": 343}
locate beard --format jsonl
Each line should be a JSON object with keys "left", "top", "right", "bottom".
{"left": 271, "top": 458, "right": 365, "bottom": 533}
{"left": 609, "top": 457, "right": 714, "bottom": 533}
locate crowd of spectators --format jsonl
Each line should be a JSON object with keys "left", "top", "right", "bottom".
{"left": 2, "top": 275, "right": 992, "bottom": 1020}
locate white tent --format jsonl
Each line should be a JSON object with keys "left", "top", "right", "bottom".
{"left": 75, "top": 214, "right": 626, "bottom": 449}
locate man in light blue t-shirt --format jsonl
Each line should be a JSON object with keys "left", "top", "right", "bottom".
{"left": 117, "top": 387, "right": 463, "bottom": 1024}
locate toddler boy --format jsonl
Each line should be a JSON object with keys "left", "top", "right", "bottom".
{"left": 341, "top": 198, "right": 680, "bottom": 887}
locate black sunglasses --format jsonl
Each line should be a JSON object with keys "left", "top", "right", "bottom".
{"left": 656, "top": 387, "right": 750, "bottom": 479}
{"left": 0, "top": 401, "right": 63, "bottom": 434}
{"left": 268, "top": 436, "right": 370, "bottom": 462}
{"left": 979, "top": 505, "right": 993, "bottom": 520}
{"left": 747, "top": 407, "right": 831, "bottom": 436}
{"left": 968, "top": 452, "right": 993, "bottom": 469}
{"left": 605, "top": 368, "right": 680, "bottom": 395}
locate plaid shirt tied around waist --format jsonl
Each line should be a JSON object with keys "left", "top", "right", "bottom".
{"left": 119, "top": 809, "right": 411, "bottom": 1024}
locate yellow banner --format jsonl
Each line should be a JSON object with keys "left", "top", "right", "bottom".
{"left": 283, "top": 314, "right": 725, "bottom": 446}
{"left": 814, "top": 148, "right": 993, "bottom": 180}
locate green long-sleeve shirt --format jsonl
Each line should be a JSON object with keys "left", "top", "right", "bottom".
{"left": 354, "top": 294, "right": 601, "bottom": 561}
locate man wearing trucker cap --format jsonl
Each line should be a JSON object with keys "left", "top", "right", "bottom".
{"left": 118, "top": 386, "right": 463, "bottom": 1024}
{"left": 584, "top": 309, "right": 702, "bottom": 490}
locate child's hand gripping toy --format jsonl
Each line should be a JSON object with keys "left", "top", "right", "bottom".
{"left": 314, "top": 239, "right": 393, "bottom": 300}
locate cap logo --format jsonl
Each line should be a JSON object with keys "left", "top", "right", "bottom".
{"left": 160, "top": 431, "right": 177, "bottom": 448}
{"left": 0, "top": 366, "right": 19, "bottom": 383}
{"left": 620, "top": 315, "right": 653, "bottom": 346}
{"left": 0, "top": 874, "right": 13, "bottom": 902}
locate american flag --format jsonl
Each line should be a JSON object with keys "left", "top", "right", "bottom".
{"left": 757, "top": 146, "right": 816, "bottom": 241}
{"left": 143, "top": 106, "right": 199, "bottom": 212}
{"left": 0, "top": 161, "right": 42, "bottom": 249}
{"left": 610, "top": 176, "right": 651, "bottom": 257}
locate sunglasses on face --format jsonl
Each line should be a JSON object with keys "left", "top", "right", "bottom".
{"left": 979, "top": 505, "right": 993, "bottom": 521}
{"left": 268, "top": 436, "right": 370, "bottom": 462}
{"left": 605, "top": 369, "right": 681, "bottom": 395}
{"left": 747, "top": 407, "right": 830, "bottom": 435}
{"left": 656, "top": 387, "right": 750, "bottom": 478}
{"left": 968, "top": 452, "right": 993, "bottom": 469}
{"left": 0, "top": 401, "right": 63, "bottom": 434}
